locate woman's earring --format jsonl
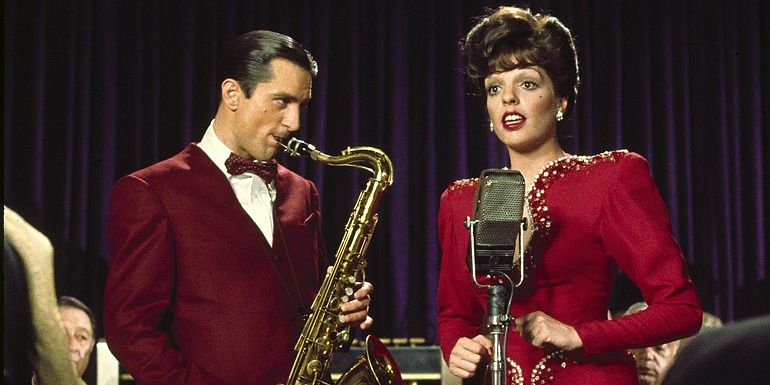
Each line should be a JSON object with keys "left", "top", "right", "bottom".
{"left": 489, "top": 121, "right": 495, "bottom": 132}
{"left": 556, "top": 109, "right": 564, "bottom": 122}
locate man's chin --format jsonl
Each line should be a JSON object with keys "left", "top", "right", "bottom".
{"left": 637, "top": 372, "right": 657, "bottom": 385}
{"left": 69, "top": 360, "right": 81, "bottom": 375}
{"left": 261, "top": 146, "right": 279, "bottom": 161}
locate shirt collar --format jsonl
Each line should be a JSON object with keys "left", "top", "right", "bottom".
{"left": 197, "top": 120, "right": 277, "bottom": 201}
{"left": 197, "top": 119, "right": 237, "bottom": 177}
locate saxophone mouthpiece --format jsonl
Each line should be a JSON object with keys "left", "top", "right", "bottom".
{"left": 276, "top": 136, "right": 292, "bottom": 150}
{"left": 280, "top": 137, "right": 316, "bottom": 158}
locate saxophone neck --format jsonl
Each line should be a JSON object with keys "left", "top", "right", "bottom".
{"left": 281, "top": 138, "right": 394, "bottom": 187}
{"left": 329, "top": 146, "right": 394, "bottom": 187}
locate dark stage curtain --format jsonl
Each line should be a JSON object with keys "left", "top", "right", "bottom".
{"left": 4, "top": 0, "right": 769, "bottom": 346}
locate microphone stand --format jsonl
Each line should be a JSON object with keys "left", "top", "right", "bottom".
{"left": 465, "top": 218, "right": 527, "bottom": 385}
{"left": 487, "top": 284, "right": 510, "bottom": 385}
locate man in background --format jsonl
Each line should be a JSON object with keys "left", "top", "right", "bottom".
{"left": 58, "top": 296, "right": 96, "bottom": 380}
{"left": 626, "top": 302, "right": 722, "bottom": 385}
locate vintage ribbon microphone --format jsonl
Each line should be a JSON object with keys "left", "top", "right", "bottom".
{"left": 465, "top": 169, "right": 527, "bottom": 385}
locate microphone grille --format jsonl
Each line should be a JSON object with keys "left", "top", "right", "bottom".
{"left": 473, "top": 169, "right": 526, "bottom": 246}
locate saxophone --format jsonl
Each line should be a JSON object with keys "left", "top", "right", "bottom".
{"left": 279, "top": 137, "right": 403, "bottom": 385}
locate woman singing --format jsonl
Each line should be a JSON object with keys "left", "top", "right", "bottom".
{"left": 437, "top": 6, "right": 702, "bottom": 385}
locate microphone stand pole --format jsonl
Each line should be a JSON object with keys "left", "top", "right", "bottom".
{"left": 487, "top": 284, "right": 510, "bottom": 385}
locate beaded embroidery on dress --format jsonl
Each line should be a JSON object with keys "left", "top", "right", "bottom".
{"left": 508, "top": 149, "right": 628, "bottom": 385}
{"left": 447, "top": 177, "right": 478, "bottom": 191}
{"left": 526, "top": 150, "right": 628, "bottom": 233}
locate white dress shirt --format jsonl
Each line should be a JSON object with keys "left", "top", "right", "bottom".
{"left": 197, "top": 120, "right": 276, "bottom": 246}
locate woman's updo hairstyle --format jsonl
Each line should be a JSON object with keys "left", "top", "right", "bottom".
{"left": 463, "top": 6, "right": 579, "bottom": 116}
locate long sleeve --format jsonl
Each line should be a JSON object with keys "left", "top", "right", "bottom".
{"left": 103, "top": 176, "right": 227, "bottom": 385}
{"left": 436, "top": 185, "right": 486, "bottom": 364}
{"left": 574, "top": 154, "right": 702, "bottom": 357}
{"left": 4, "top": 206, "right": 85, "bottom": 385}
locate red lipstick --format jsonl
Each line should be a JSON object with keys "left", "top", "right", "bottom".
{"left": 502, "top": 111, "right": 525, "bottom": 131}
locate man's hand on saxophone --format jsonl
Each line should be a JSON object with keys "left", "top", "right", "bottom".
{"left": 339, "top": 281, "right": 373, "bottom": 330}
{"left": 328, "top": 266, "right": 374, "bottom": 330}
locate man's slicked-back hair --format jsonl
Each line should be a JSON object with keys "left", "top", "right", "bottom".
{"left": 58, "top": 295, "right": 96, "bottom": 336}
{"left": 217, "top": 30, "right": 318, "bottom": 99}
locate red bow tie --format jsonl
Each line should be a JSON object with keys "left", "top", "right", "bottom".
{"left": 225, "top": 153, "right": 278, "bottom": 183}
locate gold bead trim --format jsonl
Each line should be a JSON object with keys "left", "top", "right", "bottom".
{"left": 506, "top": 357, "right": 525, "bottom": 385}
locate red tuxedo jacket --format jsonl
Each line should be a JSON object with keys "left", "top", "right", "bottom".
{"left": 104, "top": 144, "right": 326, "bottom": 385}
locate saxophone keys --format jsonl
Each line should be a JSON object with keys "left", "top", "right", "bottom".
{"left": 306, "top": 359, "right": 322, "bottom": 374}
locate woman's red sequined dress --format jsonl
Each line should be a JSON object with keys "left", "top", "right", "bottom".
{"left": 437, "top": 151, "right": 702, "bottom": 385}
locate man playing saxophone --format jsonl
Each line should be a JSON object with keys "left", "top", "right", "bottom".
{"left": 103, "top": 30, "right": 373, "bottom": 385}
